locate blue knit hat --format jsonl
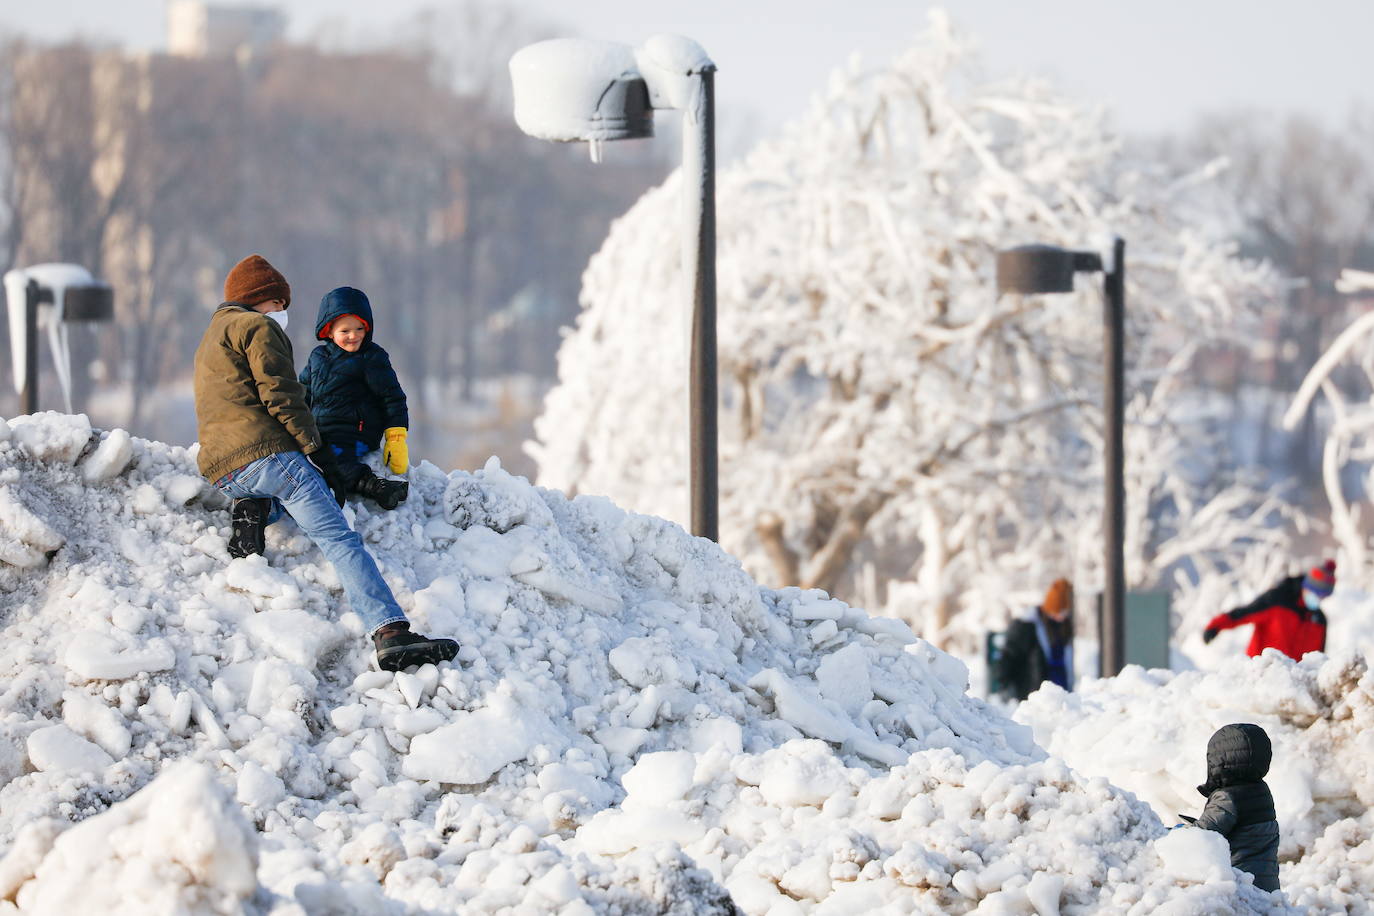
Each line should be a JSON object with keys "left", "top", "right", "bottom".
{"left": 1304, "top": 559, "right": 1336, "bottom": 598}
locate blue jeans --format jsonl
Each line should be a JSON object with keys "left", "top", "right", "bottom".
{"left": 213, "top": 451, "right": 407, "bottom": 635}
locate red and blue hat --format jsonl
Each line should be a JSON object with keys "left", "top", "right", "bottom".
{"left": 1303, "top": 559, "right": 1336, "bottom": 599}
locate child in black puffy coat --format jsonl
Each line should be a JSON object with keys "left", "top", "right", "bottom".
{"left": 1181, "top": 723, "right": 1281, "bottom": 892}
{"left": 298, "top": 286, "right": 410, "bottom": 509}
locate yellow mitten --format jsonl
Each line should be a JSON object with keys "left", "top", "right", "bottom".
{"left": 382, "top": 427, "right": 409, "bottom": 474}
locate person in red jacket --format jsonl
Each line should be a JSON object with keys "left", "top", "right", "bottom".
{"left": 1202, "top": 560, "right": 1333, "bottom": 660}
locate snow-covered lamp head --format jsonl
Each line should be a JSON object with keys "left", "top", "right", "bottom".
{"left": 4, "top": 263, "right": 114, "bottom": 410}
{"left": 509, "top": 39, "right": 653, "bottom": 144}
{"left": 996, "top": 244, "right": 1104, "bottom": 296}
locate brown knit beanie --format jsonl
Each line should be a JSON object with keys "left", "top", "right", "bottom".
{"left": 1042, "top": 578, "right": 1073, "bottom": 620}
{"left": 223, "top": 254, "right": 291, "bottom": 307}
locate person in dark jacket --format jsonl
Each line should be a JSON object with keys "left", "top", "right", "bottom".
{"left": 1202, "top": 561, "right": 1332, "bottom": 660}
{"left": 194, "top": 255, "right": 457, "bottom": 672}
{"left": 995, "top": 578, "right": 1074, "bottom": 701}
{"left": 298, "top": 286, "right": 410, "bottom": 510}
{"left": 1181, "top": 723, "right": 1281, "bottom": 892}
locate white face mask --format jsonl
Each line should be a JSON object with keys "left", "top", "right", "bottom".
{"left": 1302, "top": 589, "right": 1324, "bottom": 610}
{"left": 266, "top": 310, "right": 289, "bottom": 331}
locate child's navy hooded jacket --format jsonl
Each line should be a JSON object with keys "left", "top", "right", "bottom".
{"left": 1193, "top": 723, "right": 1281, "bottom": 892}
{"left": 299, "top": 287, "right": 408, "bottom": 452}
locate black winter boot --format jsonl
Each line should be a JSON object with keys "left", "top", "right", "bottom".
{"left": 373, "top": 622, "right": 459, "bottom": 672}
{"left": 228, "top": 497, "right": 271, "bottom": 558}
{"left": 356, "top": 473, "right": 409, "bottom": 510}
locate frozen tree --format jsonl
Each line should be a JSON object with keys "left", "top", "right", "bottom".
{"left": 1282, "top": 269, "right": 1374, "bottom": 581}
{"left": 1164, "top": 110, "right": 1374, "bottom": 484}
{"left": 530, "top": 13, "right": 1299, "bottom": 646}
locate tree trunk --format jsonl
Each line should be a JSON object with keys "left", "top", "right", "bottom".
{"left": 802, "top": 488, "right": 889, "bottom": 596}
{"left": 756, "top": 510, "right": 800, "bottom": 587}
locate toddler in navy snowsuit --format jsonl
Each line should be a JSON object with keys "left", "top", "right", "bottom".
{"left": 1182, "top": 723, "right": 1281, "bottom": 892}
{"left": 299, "top": 286, "right": 410, "bottom": 509}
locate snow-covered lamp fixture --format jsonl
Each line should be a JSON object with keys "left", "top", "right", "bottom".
{"left": 996, "top": 239, "right": 1128, "bottom": 679}
{"left": 3, "top": 263, "right": 115, "bottom": 416}
{"left": 995, "top": 244, "right": 1103, "bottom": 295}
{"left": 510, "top": 35, "right": 720, "bottom": 541}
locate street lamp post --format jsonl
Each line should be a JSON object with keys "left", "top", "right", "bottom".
{"left": 4, "top": 264, "right": 115, "bottom": 416}
{"left": 996, "top": 238, "right": 1127, "bottom": 677}
{"left": 509, "top": 35, "right": 719, "bottom": 541}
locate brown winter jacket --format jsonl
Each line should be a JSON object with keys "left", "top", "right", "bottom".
{"left": 193, "top": 303, "right": 323, "bottom": 482}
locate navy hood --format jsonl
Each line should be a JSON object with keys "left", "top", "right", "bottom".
{"left": 314, "top": 286, "right": 375, "bottom": 345}
{"left": 1199, "top": 723, "right": 1272, "bottom": 795}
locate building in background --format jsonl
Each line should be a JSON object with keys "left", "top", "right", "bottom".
{"left": 167, "top": 0, "right": 285, "bottom": 59}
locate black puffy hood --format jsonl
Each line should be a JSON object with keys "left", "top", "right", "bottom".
{"left": 1198, "top": 723, "right": 1272, "bottom": 795}
{"left": 314, "top": 286, "right": 374, "bottom": 346}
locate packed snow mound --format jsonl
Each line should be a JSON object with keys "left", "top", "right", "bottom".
{"left": 0, "top": 762, "right": 258, "bottom": 915}
{"left": 1017, "top": 650, "right": 1374, "bottom": 914}
{"left": 0, "top": 413, "right": 1295, "bottom": 913}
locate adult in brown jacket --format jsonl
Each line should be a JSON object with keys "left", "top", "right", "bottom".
{"left": 193, "top": 254, "right": 458, "bottom": 672}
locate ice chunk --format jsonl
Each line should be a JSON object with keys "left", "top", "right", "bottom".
{"left": 246, "top": 658, "right": 318, "bottom": 717}
{"left": 244, "top": 609, "right": 343, "bottom": 669}
{"left": 130, "top": 483, "right": 163, "bottom": 515}
{"left": 816, "top": 643, "right": 873, "bottom": 716}
{"left": 80, "top": 428, "right": 134, "bottom": 483}
{"left": 512, "top": 557, "right": 622, "bottom": 614}
{"left": 790, "top": 593, "right": 847, "bottom": 622}
{"left": 1026, "top": 872, "right": 1064, "bottom": 916}
{"left": 393, "top": 707, "right": 446, "bottom": 738}
{"left": 62, "top": 689, "right": 132, "bottom": 759}
{"left": 593, "top": 725, "right": 649, "bottom": 758}
{"left": 236, "top": 761, "right": 286, "bottom": 810}
{"left": 395, "top": 671, "right": 423, "bottom": 709}
{"left": 0, "top": 486, "right": 64, "bottom": 554}
{"left": 27, "top": 724, "right": 114, "bottom": 774}
{"left": 455, "top": 525, "right": 522, "bottom": 578}
{"left": 688, "top": 716, "right": 743, "bottom": 755}
{"left": 64, "top": 631, "right": 175, "bottom": 681}
{"left": 609, "top": 636, "right": 697, "bottom": 689}
{"left": 622, "top": 750, "right": 696, "bottom": 806}
{"left": 225, "top": 556, "right": 300, "bottom": 600}
{"left": 754, "top": 740, "right": 851, "bottom": 808}
{"left": 339, "top": 822, "right": 404, "bottom": 879}
{"left": 576, "top": 804, "right": 706, "bottom": 855}
{"left": 330, "top": 704, "right": 367, "bottom": 735}
{"left": 1155, "top": 827, "right": 1234, "bottom": 884}
{"left": 403, "top": 694, "right": 553, "bottom": 785}
{"left": 0, "top": 535, "right": 47, "bottom": 568}
{"left": 8, "top": 412, "right": 91, "bottom": 464}
{"left": 110, "top": 604, "right": 148, "bottom": 633}
{"left": 163, "top": 474, "right": 206, "bottom": 506}
{"left": 530, "top": 863, "right": 581, "bottom": 906}
{"left": 749, "top": 668, "right": 906, "bottom": 766}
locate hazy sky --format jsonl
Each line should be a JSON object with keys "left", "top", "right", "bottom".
{"left": 8, "top": 0, "right": 1372, "bottom": 139}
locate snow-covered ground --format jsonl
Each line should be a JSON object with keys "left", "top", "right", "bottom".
{"left": 1017, "top": 651, "right": 1374, "bottom": 914}
{"left": 0, "top": 413, "right": 1350, "bottom": 913}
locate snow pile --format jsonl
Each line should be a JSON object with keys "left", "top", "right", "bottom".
{"left": 0, "top": 762, "right": 258, "bottom": 914}
{"left": 0, "top": 413, "right": 1299, "bottom": 912}
{"left": 1017, "top": 650, "right": 1374, "bottom": 913}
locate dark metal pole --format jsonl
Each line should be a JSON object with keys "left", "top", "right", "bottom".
{"left": 687, "top": 68, "right": 718, "bottom": 541}
{"left": 1101, "top": 237, "right": 1126, "bottom": 676}
{"left": 21, "top": 279, "right": 38, "bottom": 415}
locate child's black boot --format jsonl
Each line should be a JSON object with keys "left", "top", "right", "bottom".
{"left": 357, "top": 473, "right": 409, "bottom": 510}
{"left": 228, "top": 497, "right": 271, "bottom": 558}
{"left": 373, "top": 622, "right": 458, "bottom": 671}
